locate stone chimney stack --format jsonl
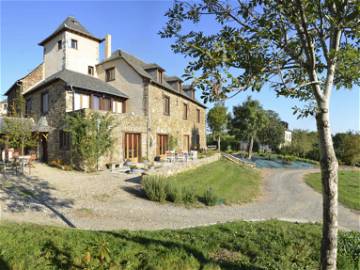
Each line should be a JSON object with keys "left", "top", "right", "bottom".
{"left": 105, "top": 34, "right": 112, "bottom": 59}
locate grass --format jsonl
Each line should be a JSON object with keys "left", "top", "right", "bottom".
{"left": 305, "top": 170, "right": 360, "bottom": 210}
{"left": 165, "top": 159, "right": 261, "bottom": 205}
{"left": 0, "top": 220, "right": 358, "bottom": 270}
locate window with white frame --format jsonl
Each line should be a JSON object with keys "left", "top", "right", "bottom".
{"left": 112, "top": 100, "right": 123, "bottom": 113}
{"left": 74, "top": 93, "right": 90, "bottom": 110}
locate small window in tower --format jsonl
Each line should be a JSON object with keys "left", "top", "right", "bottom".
{"left": 71, "top": 39, "right": 78, "bottom": 49}
{"left": 88, "top": 66, "right": 94, "bottom": 76}
{"left": 57, "top": 40, "right": 62, "bottom": 50}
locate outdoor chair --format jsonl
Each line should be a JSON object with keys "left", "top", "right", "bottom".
{"left": 176, "top": 152, "right": 187, "bottom": 162}
{"left": 165, "top": 151, "right": 175, "bottom": 163}
{"left": 189, "top": 151, "right": 198, "bottom": 160}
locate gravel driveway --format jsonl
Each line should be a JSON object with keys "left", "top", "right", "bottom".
{"left": 0, "top": 163, "right": 359, "bottom": 231}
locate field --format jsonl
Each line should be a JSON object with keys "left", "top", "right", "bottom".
{"left": 305, "top": 170, "right": 360, "bottom": 210}
{"left": 0, "top": 220, "right": 359, "bottom": 270}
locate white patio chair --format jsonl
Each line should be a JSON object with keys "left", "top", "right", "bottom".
{"left": 165, "top": 151, "right": 175, "bottom": 163}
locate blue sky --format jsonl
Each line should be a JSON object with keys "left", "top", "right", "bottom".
{"left": 1, "top": 1, "right": 359, "bottom": 133}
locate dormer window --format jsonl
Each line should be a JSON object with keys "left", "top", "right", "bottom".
{"left": 106, "top": 67, "right": 115, "bottom": 81}
{"left": 71, "top": 39, "right": 78, "bottom": 49}
{"left": 159, "top": 71, "right": 163, "bottom": 83}
{"left": 57, "top": 40, "right": 62, "bottom": 50}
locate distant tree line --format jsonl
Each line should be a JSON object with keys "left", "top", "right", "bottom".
{"left": 207, "top": 98, "right": 360, "bottom": 166}
{"left": 207, "top": 97, "right": 286, "bottom": 158}
{"left": 281, "top": 130, "right": 360, "bottom": 166}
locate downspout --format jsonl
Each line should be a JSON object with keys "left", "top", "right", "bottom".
{"left": 70, "top": 85, "right": 75, "bottom": 111}
{"left": 144, "top": 79, "right": 150, "bottom": 161}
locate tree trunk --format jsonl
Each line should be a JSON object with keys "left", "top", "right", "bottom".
{"left": 316, "top": 103, "right": 338, "bottom": 270}
{"left": 248, "top": 136, "right": 254, "bottom": 159}
{"left": 217, "top": 136, "right": 221, "bottom": 152}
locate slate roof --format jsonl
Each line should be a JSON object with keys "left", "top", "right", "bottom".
{"left": 143, "top": 63, "right": 165, "bottom": 71}
{"left": 98, "top": 49, "right": 206, "bottom": 108}
{"left": 39, "top": 16, "right": 102, "bottom": 45}
{"left": 165, "top": 76, "right": 183, "bottom": 82}
{"left": 24, "top": 69, "right": 128, "bottom": 99}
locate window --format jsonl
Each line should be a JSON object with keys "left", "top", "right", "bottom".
{"left": 88, "top": 66, "right": 94, "bottom": 76}
{"left": 74, "top": 93, "right": 89, "bottom": 110}
{"left": 59, "top": 130, "right": 70, "bottom": 150}
{"left": 183, "top": 103, "right": 188, "bottom": 120}
{"left": 159, "top": 71, "right": 163, "bottom": 83}
{"left": 57, "top": 40, "right": 62, "bottom": 50}
{"left": 25, "top": 97, "right": 32, "bottom": 117}
{"left": 197, "top": 109, "right": 201, "bottom": 123}
{"left": 112, "top": 100, "right": 123, "bottom": 113}
{"left": 71, "top": 39, "right": 78, "bottom": 49}
{"left": 41, "top": 92, "right": 49, "bottom": 114}
{"left": 157, "top": 134, "right": 169, "bottom": 156}
{"left": 105, "top": 67, "right": 115, "bottom": 81}
{"left": 92, "top": 95, "right": 100, "bottom": 110}
{"left": 163, "top": 95, "right": 170, "bottom": 116}
{"left": 101, "top": 97, "right": 111, "bottom": 111}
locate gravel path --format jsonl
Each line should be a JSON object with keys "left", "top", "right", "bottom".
{"left": 0, "top": 164, "right": 359, "bottom": 231}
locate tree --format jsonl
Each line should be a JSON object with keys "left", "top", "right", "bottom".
{"left": 258, "top": 110, "right": 285, "bottom": 151}
{"left": 160, "top": 1, "right": 359, "bottom": 268}
{"left": 65, "top": 111, "right": 116, "bottom": 172}
{"left": 0, "top": 117, "right": 37, "bottom": 157}
{"left": 282, "top": 129, "right": 319, "bottom": 159}
{"left": 333, "top": 132, "right": 360, "bottom": 166}
{"left": 230, "top": 97, "right": 268, "bottom": 159}
{"left": 207, "top": 104, "right": 228, "bottom": 152}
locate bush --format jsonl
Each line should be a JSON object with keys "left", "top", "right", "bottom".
{"left": 165, "top": 183, "right": 182, "bottom": 203}
{"left": 201, "top": 188, "right": 219, "bottom": 206}
{"left": 142, "top": 175, "right": 167, "bottom": 202}
{"left": 182, "top": 186, "right": 197, "bottom": 204}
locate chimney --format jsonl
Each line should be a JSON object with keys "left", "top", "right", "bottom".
{"left": 105, "top": 34, "right": 112, "bottom": 59}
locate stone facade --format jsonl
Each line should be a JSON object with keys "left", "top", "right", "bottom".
{"left": 147, "top": 83, "right": 206, "bottom": 161}
{"left": 4, "top": 16, "right": 207, "bottom": 170}
{"left": 6, "top": 63, "right": 44, "bottom": 115}
{"left": 24, "top": 80, "right": 69, "bottom": 162}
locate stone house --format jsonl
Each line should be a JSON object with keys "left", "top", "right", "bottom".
{"left": 4, "top": 16, "right": 206, "bottom": 168}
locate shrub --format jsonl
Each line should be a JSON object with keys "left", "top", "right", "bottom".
{"left": 142, "top": 175, "right": 167, "bottom": 202}
{"left": 165, "top": 183, "right": 182, "bottom": 203}
{"left": 202, "top": 188, "right": 219, "bottom": 206}
{"left": 182, "top": 186, "right": 197, "bottom": 204}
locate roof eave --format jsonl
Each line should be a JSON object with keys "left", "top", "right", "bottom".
{"left": 150, "top": 81, "right": 206, "bottom": 109}
{"left": 4, "top": 80, "right": 22, "bottom": 96}
{"left": 38, "top": 28, "right": 103, "bottom": 46}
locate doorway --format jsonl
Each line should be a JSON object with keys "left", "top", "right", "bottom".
{"left": 157, "top": 134, "right": 169, "bottom": 156}
{"left": 183, "top": 135, "right": 190, "bottom": 152}
{"left": 124, "top": 133, "right": 141, "bottom": 162}
{"left": 40, "top": 133, "right": 48, "bottom": 162}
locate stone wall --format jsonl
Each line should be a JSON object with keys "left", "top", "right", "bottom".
{"left": 147, "top": 83, "right": 207, "bottom": 161}
{"left": 96, "top": 111, "right": 148, "bottom": 169}
{"left": 148, "top": 153, "right": 221, "bottom": 177}
{"left": 6, "top": 63, "right": 44, "bottom": 115}
{"left": 24, "top": 80, "right": 69, "bottom": 162}
{"left": 21, "top": 63, "right": 44, "bottom": 93}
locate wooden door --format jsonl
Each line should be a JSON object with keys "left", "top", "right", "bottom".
{"left": 183, "top": 135, "right": 190, "bottom": 152}
{"left": 157, "top": 134, "right": 168, "bottom": 156}
{"left": 124, "top": 133, "right": 141, "bottom": 162}
{"left": 40, "top": 133, "right": 48, "bottom": 162}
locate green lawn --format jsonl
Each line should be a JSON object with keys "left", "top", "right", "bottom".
{"left": 305, "top": 170, "right": 360, "bottom": 210}
{"left": 0, "top": 221, "right": 358, "bottom": 270}
{"left": 167, "top": 159, "right": 262, "bottom": 204}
